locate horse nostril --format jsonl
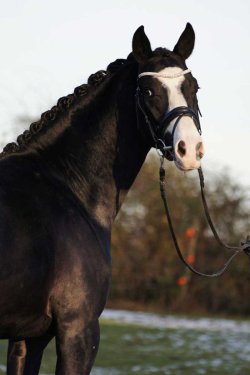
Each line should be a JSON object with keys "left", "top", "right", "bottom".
{"left": 196, "top": 142, "right": 204, "bottom": 160}
{"left": 177, "top": 140, "right": 186, "bottom": 158}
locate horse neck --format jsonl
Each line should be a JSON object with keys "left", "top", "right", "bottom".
{"left": 40, "top": 62, "right": 150, "bottom": 229}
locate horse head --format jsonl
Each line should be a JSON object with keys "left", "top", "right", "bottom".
{"left": 133, "top": 23, "right": 204, "bottom": 171}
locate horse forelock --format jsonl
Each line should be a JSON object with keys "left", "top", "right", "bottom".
{"left": 143, "top": 47, "right": 187, "bottom": 73}
{"left": 0, "top": 58, "right": 130, "bottom": 159}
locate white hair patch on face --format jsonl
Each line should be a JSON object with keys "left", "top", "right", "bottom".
{"left": 154, "top": 66, "right": 193, "bottom": 138}
{"left": 156, "top": 67, "right": 187, "bottom": 110}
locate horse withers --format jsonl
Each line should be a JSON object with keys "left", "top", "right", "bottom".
{"left": 0, "top": 23, "right": 203, "bottom": 375}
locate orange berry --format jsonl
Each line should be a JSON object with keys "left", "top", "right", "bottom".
{"left": 177, "top": 276, "right": 187, "bottom": 286}
{"left": 186, "top": 254, "right": 195, "bottom": 264}
{"left": 185, "top": 227, "right": 196, "bottom": 238}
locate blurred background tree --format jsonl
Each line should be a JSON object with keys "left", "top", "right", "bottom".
{"left": 110, "top": 153, "right": 250, "bottom": 316}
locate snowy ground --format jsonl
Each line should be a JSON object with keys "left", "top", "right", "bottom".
{"left": 102, "top": 308, "right": 250, "bottom": 333}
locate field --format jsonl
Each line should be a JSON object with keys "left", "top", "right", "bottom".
{"left": 1, "top": 310, "right": 250, "bottom": 374}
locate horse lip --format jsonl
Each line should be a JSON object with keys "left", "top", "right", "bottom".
{"left": 175, "top": 160, "right": 199, "bottom": 172}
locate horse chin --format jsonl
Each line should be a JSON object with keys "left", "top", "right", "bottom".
{"left": 174, "top": 159, "right": 200, "bottom": 172}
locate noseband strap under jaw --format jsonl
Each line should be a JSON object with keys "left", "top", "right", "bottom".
{"left": 158, "top": 106, "right": 201, "bottom": 161}
{"left": 161, "top": 106, "right": 201, "bottom": 150}
{"left": 136, "top": 91, "right": 201, "bottom": 158}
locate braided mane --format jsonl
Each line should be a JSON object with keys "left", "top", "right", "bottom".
{"left": 0, "top": 58, "right": 129, "bottom": 159}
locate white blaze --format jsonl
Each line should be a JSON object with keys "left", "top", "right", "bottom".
{"left": 156, "top": 67, "right": 204, "bottom": 171}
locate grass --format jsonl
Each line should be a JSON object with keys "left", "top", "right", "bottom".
{"left": 1, "top": 319, "right": 250, "bottom": 374}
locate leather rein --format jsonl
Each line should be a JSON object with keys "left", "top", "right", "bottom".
{"left": 136, "top": 69, "right": 250, "bottom": 277}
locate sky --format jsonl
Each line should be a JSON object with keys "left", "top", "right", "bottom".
{"left": 0, "top": 0, "right": 250, "bottom": 187}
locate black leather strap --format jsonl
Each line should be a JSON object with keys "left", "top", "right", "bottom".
{"left": 159, "top": 164, "right": 250, "bottom": 277}
{"left": 161, "top": 106, "right": 201, "bottom": 138}
{"left": 136, "top": 86, "right": 201, "bottom": 155}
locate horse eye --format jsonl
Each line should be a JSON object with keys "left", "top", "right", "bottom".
{"left": 144, "top": 88, "right": 153, "bottom": 97}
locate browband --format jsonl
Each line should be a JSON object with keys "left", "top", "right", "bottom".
{"left": 138, "top": 69, "right": 191, "bottom": 80}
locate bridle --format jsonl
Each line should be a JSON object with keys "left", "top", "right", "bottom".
{"left": 136, "top": 68, "right": 250, "bottom": 277}
{"left": 135, "top": 68, "right": 201, "bottom": 159}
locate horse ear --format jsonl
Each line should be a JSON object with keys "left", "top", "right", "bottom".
{"left": 132, "top": 26, "right": 152, "bottom": 64}
{"left": 173, "top": 23, "right": 195, "bottom": 60}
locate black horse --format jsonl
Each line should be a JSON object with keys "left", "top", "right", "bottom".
{"left": 0, "top": 24, "right": 203, "bottom": 374}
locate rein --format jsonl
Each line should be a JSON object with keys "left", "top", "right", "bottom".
{"left": 159, "top": 158, "right": 250, "bottom": 277}
{"left": 136, "top": 68, "right": 250, "bottom": 277}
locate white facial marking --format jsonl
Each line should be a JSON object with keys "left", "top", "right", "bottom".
{"left": 155, "top": 67, "right": 204, "bottom": 171}
{"left": 156, "top": 67, "right": 187, "bottom": 110}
